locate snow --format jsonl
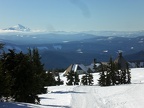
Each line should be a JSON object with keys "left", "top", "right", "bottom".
{"left": 53, "top": 45, "right": 62, "bottom": 50}
{"left": 3, "top": 24, "right": 30, "bottom": 32}
{"left": 37, "top": 47, "right": 49, "bottom": 50}
{"left": 1, "top": 68, "right": 144, "bottom": 108}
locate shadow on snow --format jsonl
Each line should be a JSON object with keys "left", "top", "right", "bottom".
{"left": 0, "top": 102, "right": 70, "bottom": 108}
{"left": 41, "top": 104, "right": 70, "bottom": 108}
{"left": 51, "top": 91, "right": 86, "bottom": 94}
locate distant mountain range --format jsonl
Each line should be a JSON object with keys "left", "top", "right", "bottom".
{"left": 0, "top": 24, "right": 144, "bottom": 69}
{"left": 1, "top": 24, "right": 144, "bottom": 36}
{"left": 125, "top": 50, "right": 144, "bottom": 61}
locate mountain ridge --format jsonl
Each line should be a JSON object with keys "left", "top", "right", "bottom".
{"left": 1, "top": 24, "right": 144, "bottom": 36}
{"left": 2, "top": 24, "right": 30, "bottom": 32}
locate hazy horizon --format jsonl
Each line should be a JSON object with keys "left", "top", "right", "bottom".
{"left": 0, "top": 0, "right": 144, "bottom": 32}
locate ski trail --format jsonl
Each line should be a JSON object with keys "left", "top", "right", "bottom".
{"left": 70, "top": 83, "right": 144, "bottom": 108}
{"left": 71, "top": 86, "right": 106, "bottom": 108}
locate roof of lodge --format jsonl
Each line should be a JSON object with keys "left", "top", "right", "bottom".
{"left": 63, "top": 64, "right": 87, "bottom": 75}
{"left": 114, "top": 52, "right": 127, "bottom": 70}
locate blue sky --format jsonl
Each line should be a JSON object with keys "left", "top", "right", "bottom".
{"left": 0, "top": 0, "right": 144, "bottom": 32}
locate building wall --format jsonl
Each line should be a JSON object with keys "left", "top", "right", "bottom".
{"left": 76, "top": 70, "right": 85, "bottom": 75}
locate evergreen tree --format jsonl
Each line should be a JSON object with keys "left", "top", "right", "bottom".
{"left": 28, "top": 48, "right": 47, "bottom": 94}
{"left": 98, "top": 56, "right": 131, "bottom": 86}
{"left": 56, "top": 73, "right": 64, "bottom": 86}
{"left": 1, "top": 50, "right": 17, "bottom": 98}
{"left": 106, "top": 57, "right": 118, "bottom": 86}
{"left": 66, "top": 71, "right": 74, "bottom": 85}
{"left": 108, "top": 57, "right": 116, "bottom": 85}
{"left": 66, "top": 71, "right": 80, "bottom": 85}
{"left": 81, "top": 74, "right": 88, "bottom": 85}
{"left": 12, "top": 52, "right": 36, "bottom": 103}
{"left": 45, "top": 71, "right": 56, "bottom": 86}
{"left": 0, "top": 61, "right": 3, "bottom": 98}
{"left": 121, "top": 70, "right": 127, "bottom": 84}
{"left": 0, "top": 49, "right": 47, "bottom": 104}
{"left": 81, "top": 69, "right": 93, "bottom": 86}
{"left": 74, "top": 72, "right": 79, "bottom": 85}
{"left": 0, "top": 59, "right": 11, "bottom": 98}
{"left": 115, "top": 70, "right": 121, "bottom": 85}
{"left": 116, "top": 63, "right": 131, "bottom": 84}
{"left": 105, "top": 71, "right": 111, "bottom": 86}
{"left": 87, "top": 68, "right": 94, "bottom": 85}
{"left": 126, "top": 63, "right": 131, "bottom": 84}
{"left": 98, "top": 57, "right": 116, "bottom": 86}
{"left": 98, "top": 65, "right": 106, "bottom": 86}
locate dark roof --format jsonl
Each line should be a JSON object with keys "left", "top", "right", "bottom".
{"left": 114, "top": 52, "right": 127, "bottom": 70}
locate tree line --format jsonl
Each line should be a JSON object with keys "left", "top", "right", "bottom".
{"left": 98, "top": 57, "right": 131, "bottom": 86}
{"left": 66, "top": 68, "right": 94, "bottom": 86}
{"left": 66, "top": 57, "right": 131, "bottom": 86}
{"left": 0, "top": 45, "right": 63, "bottom": 104}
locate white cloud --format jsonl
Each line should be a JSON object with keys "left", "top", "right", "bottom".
{"left": 0, "top": 29, "right": 22, "bottom": 33}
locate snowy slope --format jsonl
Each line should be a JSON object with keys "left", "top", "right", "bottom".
{"left": 3, "top": 24, "right": 30, "bottom": 32}
{"left": 71, "top": 68, "right": 144, "bottom": 108}
{"left": 1, "top": 68, "right": 144, "bottom": 108}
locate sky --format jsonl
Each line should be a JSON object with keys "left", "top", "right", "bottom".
{"left": 0, "top": 0, "right": 144, "bottom": 32}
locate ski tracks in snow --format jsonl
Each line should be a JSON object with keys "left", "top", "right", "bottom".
{"left": 70, "top": 84, "right": 144, "bottom": 108}
{"left": 70, "top": 86, "right": 108, "bottom": 108}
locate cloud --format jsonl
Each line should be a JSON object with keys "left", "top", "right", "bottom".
{"left": 0, "top": 29, "right": 21, "bottom": 33}
{"left": 0, "top": 29, "right": 47, "bottom": 34}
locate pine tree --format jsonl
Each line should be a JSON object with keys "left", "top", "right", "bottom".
{"left": 87, "top": 68, "right": 94, "bottom": 85}
{"left": 98, "top": 56, "right": 131, "bottom": 86}
{"left": 98, "top": 71, "right": 106, "bottom": 86}
{"left": 105, "top": 71, "right": 111, "bottom": 86}
{"left": 28, "top": 48, "right": 47, "bottom": 94}
{"left": 121, "top": 70, "right": 127, "bottom": 84}
{"left": 1, "top": 50, "right": 17, "bottom": 98}
{"left": 109, "top": 57, "right": 116, "bottom": 85}
{"left": 105, "top": 57, "right": 118, "bottom": 86}
{"left": 66, "top": 71, "right": 74, "bottom": 85}
{"left": 0, "top": 49, "right": 47, "bottom": 104}
{"left": 0, "top": 59, "right": 11, "bottom": 98}
{"left": 12, "top": 52, "right": 36, "bottom": 103}
{"left": 0, "top": 62, "right": 3, "bottom": 98}
{"left": 74, "top": 72, "right": 79, "bottom": 85}
{"left": 81, "top": 69, "right": 94, "bottom": 86}
{"left": 45, "top": 71, "right": 56, "bottom": 86}
{"left": 115, "top": 70, "right": 121, "bottom": 85}
{"left": 81, "top": 74, "right": 88, "bottom": 85}
{"left": 118, "top": 66, "right": 131, "bottom": 84}
{"left": 126, "top": 63, "right": 131, "bottom": 84}
{"left": 56, "top": 73, "right": 63, "bottom": 86}
{"left": 98, "top": 57, "right": 116, "bottom": 86}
